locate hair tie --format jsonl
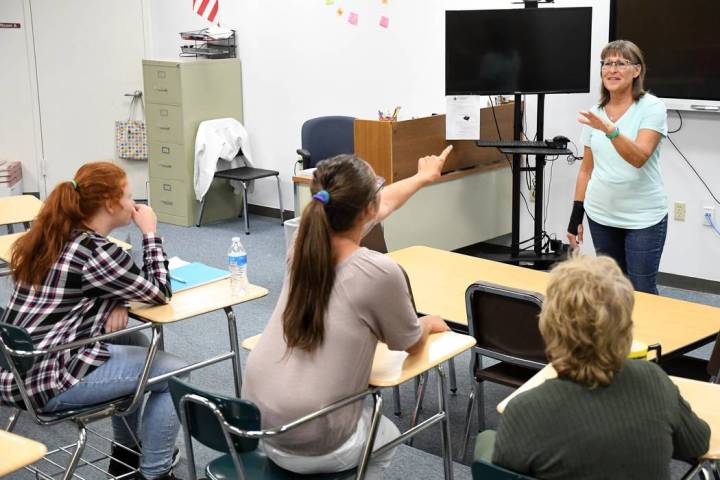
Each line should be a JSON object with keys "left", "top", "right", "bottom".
{"left": 70, "top": 180, "right": 78, "bottom": 190}
{"left": 312, "top": 190, "right": 330, "bottom": 205}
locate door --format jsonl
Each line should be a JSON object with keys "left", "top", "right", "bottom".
{"left": 30, "top": 0, "right": 149, "bottom": 198}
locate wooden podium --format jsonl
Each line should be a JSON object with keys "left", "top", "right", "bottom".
{"left": 354, "top": 103, "right": 515, "bottom": 184}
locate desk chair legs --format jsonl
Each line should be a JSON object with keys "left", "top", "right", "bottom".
{"left": 224, "top": 307, "right": 243, "bottom": 396}
{"left": 61, "top": 422, "right": 89, "bottom": 480}
{"left": 356, "top": 391, "right": 384, "bottom": 480}
{"left": 407, "top": 371, "right": 429, "bottom": 446}
{"left": 5, "top": 407, "right": 20, "bottom": 431}
{"left": 393, "top": 386, "right": 402, "bottom": 416}
{"left": 436, "top": 366, "right": 454, "bottom": 480}
{"left": 449, "top": 358, "right": 457, "bottom": 394}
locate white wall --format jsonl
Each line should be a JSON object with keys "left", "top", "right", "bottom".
{"left": 0, "top": 0, "right": 41, "bottom": 193}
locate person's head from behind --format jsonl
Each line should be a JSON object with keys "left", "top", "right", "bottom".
{"left": 11, "top": 161, "right": 131, "bottom": 287}
{"left": 540, "top": 254, "right": 634, "bottom": 388}
{"left": 284, "top": 154, "right": 381, "bottom": 352}
{"left": 599, "top": 39, "right": 646, "bottom": 107}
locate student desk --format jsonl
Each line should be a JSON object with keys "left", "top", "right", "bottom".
{"left": 497, "top": 364, "right": 720, "bottom": 461}
{"left": 130, "top": 280, "right": 268, "bottom": 396}
{"left": 387, "top": 246, "right": 720, "bottom": 358}
{"left": 241, "top": 331, "right": 476, "bottom": 479}
{"left": 0, "top": 430, "right": 47, "bottom": 476}
{"left": 0, "top": 195, "right": 43, "bottom": 233}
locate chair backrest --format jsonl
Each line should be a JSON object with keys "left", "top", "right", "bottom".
{"left": 300, "top": 116, "right": 355, "bottom": 169}
{"left": 472, "top": 460, "right": 537, "bottom": 480}
{"left": 707, "top": 331, "right": 720, "bottom": 378}
{"left": 169, "top": 377, "right": 261, "bottom": 454}
{"left": 0, "top": 321, "right": 35, "bottom": 376}
{"left": 465, "top": 282, "right": 547, "bottom": 365}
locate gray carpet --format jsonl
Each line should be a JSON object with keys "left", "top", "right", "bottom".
{"left": 1, "top": 215, "right": 718, "bottom": 479}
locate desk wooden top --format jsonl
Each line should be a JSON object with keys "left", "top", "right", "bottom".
{"left": 242, "top": 331, "right": 475, "bottom": 387}
{"left": 0, "top": 195, "right": 43, "bottom": 226}
{"left": 0, "top": 430, "right": 47, "bottom": 476}
{"left": 387, "top": 246, "right": 720, "bottom": 356}
{"left": 0, "top": 232, "right": 132, "bottom": 263}
{"left": 497, "top": 364, "right": 720, "bottom": 460}
{"left": 130, "top": 280, "right": 268, "bottom": 323}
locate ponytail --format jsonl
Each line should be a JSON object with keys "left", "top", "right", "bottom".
{"left": 282, "top": 155, "right": 378, "bottom": 352}
{"left": 11, "top": 162, "right": 127, "bottom": 287}
{"left": 283, "top": 199, "right": 334, "bottom": 351}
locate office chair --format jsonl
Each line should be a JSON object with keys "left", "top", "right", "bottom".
{"left": 458, "top": 282, "right": 547, "bottom": 461}
{"left": 296, "top": 116, "right": 355, "bottom": 170}
{"left": 169, "top": 377, "right": 384, "bottom": 480}
{"left": 0, "top": 320, "right": 163, "bottom": 480}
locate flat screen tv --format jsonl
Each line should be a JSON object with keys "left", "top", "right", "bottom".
{"left": 610, "top": 0, "right": 720, "bottom": 112}
{"left": 445, "top": 7, "right": 592, "bottom": 96}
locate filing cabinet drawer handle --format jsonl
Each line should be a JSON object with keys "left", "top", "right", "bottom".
{"left": 159, "top": 163, "right": 172, "bottom": 168}
{"left": 161, "top": 200, "right": 174, "bottom": 206}
{"left": 158, "top": 126, "right": 171, "bottom": 130}
{"left": 161, "top": 147, "right": 170, "bottom": 154}
{"left": 155, "top": 87, "right": 168, "bottom": 92}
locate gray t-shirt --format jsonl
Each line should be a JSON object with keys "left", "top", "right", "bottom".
{"left": 242, "top": 247, "right": 421, "bottom": 455}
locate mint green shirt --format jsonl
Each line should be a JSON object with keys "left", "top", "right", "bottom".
{"left": 582, "top": 93, "right": 668, "bottom": 229}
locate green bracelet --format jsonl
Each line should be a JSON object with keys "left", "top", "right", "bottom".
{"left": 606, "top": 127, "right": 620, "bottom": 140}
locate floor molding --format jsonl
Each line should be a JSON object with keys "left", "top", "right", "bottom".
{"left": 657, "top": 272, "right": 720, "bottom": 295}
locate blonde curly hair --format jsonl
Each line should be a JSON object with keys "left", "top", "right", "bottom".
{"left": 540, "top": 254, "right": 634, "bottom": 388}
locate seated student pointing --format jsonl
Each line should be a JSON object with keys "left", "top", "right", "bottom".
{"left": 0, "top": 162, "right": 187, "bottom": 480}
{"left": 483, "top": 254, "right": 710, "bottom": 480}
{"left": 243, "top": 147, "right": 453, "bottom": 478}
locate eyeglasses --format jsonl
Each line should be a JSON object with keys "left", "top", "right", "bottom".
{"left": 600, "top": 60, "right": 638, "bottom": 70}
{"left": 374, "top": 176, "right": 386, "bottom": 196}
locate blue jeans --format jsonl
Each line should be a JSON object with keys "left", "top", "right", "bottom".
{"left": 587, "top": 214, "right": 668, "bottom": 294}
{"left": 44, "top": 341, "right": 189, "bottom": 478}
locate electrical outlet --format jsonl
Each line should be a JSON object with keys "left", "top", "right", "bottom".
{"left": 674, "top": 201, "right": 686, "bottom": 221}
{"left": 703, "top": 206, "right": 715, "bottom": 226}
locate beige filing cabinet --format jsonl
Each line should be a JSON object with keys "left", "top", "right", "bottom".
{"left": 143, "top": 58, "right": 243, "bottom": 226}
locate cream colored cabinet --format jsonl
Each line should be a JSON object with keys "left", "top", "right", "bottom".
{"left": 143, "top": 58, "right": 243, "bottom": 226}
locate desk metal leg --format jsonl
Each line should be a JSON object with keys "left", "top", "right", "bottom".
{"left": 408, "top": 371, "right": 428, "bottom": 446}
{"left": 157, "top": 325, "right": 165, "bottom": 351}
{"left": 393, "top": 386, "right": 402, "bottom": 416}
{"left": 225, "top": 307, "right": 243, "bottom": 396}
{"left": 5, "top": 408, "right": 19, "bottom": 431}
{"left": 436, "top": 366, "right": 454, "bottom": 480}
{"left": 449, "top": 358, "right": 457, "bottom": 395}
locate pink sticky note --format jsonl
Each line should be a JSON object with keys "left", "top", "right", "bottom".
{"left": 348, "top": 12, "right": 359, "bottom": 26}
{"left": 379, "top": 16, "right": 390, "bottom": 28}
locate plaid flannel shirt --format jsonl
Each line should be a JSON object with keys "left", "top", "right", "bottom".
{"left": 0, "top": 231, "right": 171, "bottom": 409}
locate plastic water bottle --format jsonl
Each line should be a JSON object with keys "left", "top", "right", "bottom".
{"left": 228, "top": 237, "right": 248, "bottom": 295}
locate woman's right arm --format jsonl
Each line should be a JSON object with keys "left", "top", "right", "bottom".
{"left": 567, "top": 147, "right": 594, "bottom": 248}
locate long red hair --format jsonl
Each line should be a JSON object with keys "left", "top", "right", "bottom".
{"left": 11, "top": 161, "right": 127, "bottom": 287}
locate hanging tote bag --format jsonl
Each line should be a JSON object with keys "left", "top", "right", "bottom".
{"left": 115, "top": 94, "right": 148, "bottom": 161}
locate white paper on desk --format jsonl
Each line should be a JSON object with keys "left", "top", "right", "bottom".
{"left": 445, "top": 95, "right": 482, "bottom": 140}
{"left": 168, "top": 256, "right": 190, "bottom": 270}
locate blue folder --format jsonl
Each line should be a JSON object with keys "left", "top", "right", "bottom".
{"left": 169, "top": 262, "right": 230, "bottom": 293}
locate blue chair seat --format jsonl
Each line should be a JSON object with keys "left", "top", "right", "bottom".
{"left": 206, "top": 452, "right": 357, "bottom": 480}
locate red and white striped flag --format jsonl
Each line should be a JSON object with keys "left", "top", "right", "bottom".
{"left": 193, "top": 0, "right": 219, "bottom": 24}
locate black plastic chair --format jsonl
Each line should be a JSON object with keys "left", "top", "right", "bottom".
{"left": 296, "top": 116, "right": 355, "bottom": 170}
{"left": 458, "top": 282, "right": 547, "bottom": 460}
{"left": 169, "top": 377, "right": 384, "bottom": 480}
{"left": 0, "top": 320, "right": 162, "bottom": 480}
{"left": 196, "top": 153, "right": 284, "bottom": 234}
{"left": 660, "top": 332, "right": 720, "bottom": 383}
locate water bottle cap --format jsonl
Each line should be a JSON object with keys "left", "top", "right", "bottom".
{"left": 232, "top": 237, "right": 241, "bottom": 242}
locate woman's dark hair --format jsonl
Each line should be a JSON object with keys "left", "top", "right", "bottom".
{"left": 11, "top": 161, "right": 127, "bottom": 286}
{"left": 283, "top": 154, "right": 378, "bottom": 352}
{"left": 599, "top": 39, "right": 647, "bottom": 107}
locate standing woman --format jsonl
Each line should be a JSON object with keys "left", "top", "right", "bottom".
{"left": 567, "top": 40, "right": 669, "bottom": 294}
{"left": 0, "top": 162, "right": 186, "bottom": 480}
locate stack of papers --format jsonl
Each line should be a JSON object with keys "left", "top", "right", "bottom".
{"left": 0, "top": 160, "right": 22, "bottom": 197}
